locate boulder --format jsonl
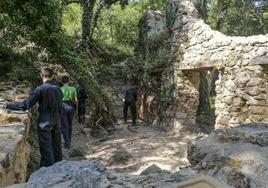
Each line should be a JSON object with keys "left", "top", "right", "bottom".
{"left": 140, "top": 164, "right": 164, "bottom": 175}
{"left": 7, "top": 160, "right": 195, "bottom": 188}
{"left": 107, "top": 148, "right": 132, "bottom": 165}
{"left": 0, "top": 83, "right": 31, "bottom": 187}
{"left": 188, "top": 124, "right": 268, "bottom": 188}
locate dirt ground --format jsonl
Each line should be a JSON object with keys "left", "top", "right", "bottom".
{"left": 63, "top": 119, "right": 204, "bottom": 175}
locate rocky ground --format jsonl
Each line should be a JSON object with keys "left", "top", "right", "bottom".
{"left": 62, "top": 119, "right": 203, "bottom": 175}
{"left": 8, "top": 123, "right": 268, "bottom": 188}
{"left": 189, "top": 124, "right": 268, "bottom": 188}
{"left": 8, "top": 160, "right": 198, "bottom": 188}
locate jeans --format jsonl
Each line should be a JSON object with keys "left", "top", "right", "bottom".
{"left": 37, "top": 122, "right": 62, "bottom": 167}
{"left": 61, "top": 102, "right": 75, "bottom": 148}
{"left": 123, "top": 102, "right": 137, "bottom": 125}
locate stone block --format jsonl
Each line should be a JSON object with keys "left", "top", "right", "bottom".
{"left": 225, "top": 80, "right": 237, "bottom": 92}
{"left": 176, "top": 175, "right": 228, "bottom": 188}
{"left": 223, "top": 96, "right": 233, "bottom": 105}
{"left": 232, "top": 97, "right": 244, "bottom": 106}
{"left": 249, "top": 114, "right": 264, "bottom": 122}
{"left": 229, "top": 116, "right": 245, "bottom": 125}
{"left": 246, "top": 98, "right": 266, "bottom": 106}
{"left": 246, "top": 87, "right": 263, "bottom": 96}
{"left": 253, "top": 94, "right": 267, "bottom": 100}
{"left": 248, "top": 106, "right": 268, "bottom": 115}
{"left": 246, "top": 78, "right": 264, "bottom": 87}
{"left": 216, "top": 116, "right": 229, "bottom": 126}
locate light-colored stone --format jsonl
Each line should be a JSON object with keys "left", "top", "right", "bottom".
{"left": 7, "top": 160, "right": 198, "bottom": 188}
{"left": 0, "top": 83, "right": 31, "bottom": 187}
{"left": 176, "top": 175, "right": 228, "bottom": 188}
{"left": 188, "top": 125, "right": 268, "bottom": 188}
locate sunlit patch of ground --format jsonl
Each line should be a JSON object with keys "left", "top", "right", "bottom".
{"left": 79, "top": 121, "right": 202, "bottom": 175}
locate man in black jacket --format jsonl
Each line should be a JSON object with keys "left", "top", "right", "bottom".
{"left": 1, "top": 67, "right": 63, "bottom": 167}
{"left": 76, "top": 84, "right": 88, "bottom": 123}
{"left": 123, "top": 87, "right": 137, "bottom": 128}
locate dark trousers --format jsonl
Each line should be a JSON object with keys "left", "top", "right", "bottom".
{"left": 123, "top": 102, "right": 136, "bottom": 125}
{"left": 61, "top": 102, "right": 75, "bottom": 148}
{"left": 78, "top": 102, "right": 86, "bottom": 123}
{"left": 37, "top": 123, "right": 62, "bottom": 167}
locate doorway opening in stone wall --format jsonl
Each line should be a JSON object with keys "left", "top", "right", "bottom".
{"left": 196, "top": 69, "right": 219, "bottom": 134}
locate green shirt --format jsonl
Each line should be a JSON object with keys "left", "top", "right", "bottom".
{"left": 61, "top": 85, "right": 77, "bottom": 101}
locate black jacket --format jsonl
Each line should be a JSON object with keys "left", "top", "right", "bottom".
{"left": 125, "top": 88, "right": 137, "bottom": 104}
{"left": 7, "top": 81, "right": 63, "bottom": 124}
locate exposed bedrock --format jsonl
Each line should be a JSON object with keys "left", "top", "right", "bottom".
{"left": 7, "top": 160, "right": 199, "bottom": 188}
{"left": 0, "top": 82, "right": 32, "bottom": 187}
{"left": 8, "top": 125, "right": 268, "bottom": 188}
{"left": 188, "top": 124, "right": 268, "bottom": 188}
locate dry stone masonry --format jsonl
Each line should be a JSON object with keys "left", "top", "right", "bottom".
{"left": 0, "top": 82, "right": 32, "bottom": 187}
{"left": 158, "top": 0, "right": 268, "bottom": 131}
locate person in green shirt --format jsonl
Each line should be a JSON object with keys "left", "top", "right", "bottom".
{"left": 60, "top": 76, "right": 78, "bottom": 149}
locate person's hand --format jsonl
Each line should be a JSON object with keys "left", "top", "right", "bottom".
{"left": 0, "top": 103, "right": 7, "bottom": 109}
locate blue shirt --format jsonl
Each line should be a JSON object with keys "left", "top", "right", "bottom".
{"left": 6, "top": 81, "right": 63, "bottom": 124}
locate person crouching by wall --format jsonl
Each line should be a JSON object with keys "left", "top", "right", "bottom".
{"left": 61, "top": 76, "right": 78, "bottom": 149}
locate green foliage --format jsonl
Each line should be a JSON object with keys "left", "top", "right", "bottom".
{"left": 62, "top": 4, "right": 82, "bottom": 37}
{"left": 205, "top": 0, "right": 268, "bottom": 35}
{"left": 0, "top": 0, "right": 63, "bottom": 52}
{"left": 91, "top": 0, "right": 165, "bottom": 55}
{"left": 0, "top": 0, "right": 65, "bottom": 80}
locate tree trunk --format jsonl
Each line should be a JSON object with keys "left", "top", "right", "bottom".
{"left": 81, "top": 0, "right": 96, "bottom": 44}
{"left": 215, "top": 4, "right": 228, "bottom": 30}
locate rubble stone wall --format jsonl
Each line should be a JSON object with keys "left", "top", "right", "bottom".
{"left": 216, "top": 64, "right": 268, "bottom": 128}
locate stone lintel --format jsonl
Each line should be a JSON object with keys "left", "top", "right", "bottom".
{"left": 178, "top": 62, "right": 218, "bottom": 71}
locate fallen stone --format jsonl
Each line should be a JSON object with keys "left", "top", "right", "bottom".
{"left": 107, "top": 148, "right": 132, "bottom": 165}
{"left": 140, "top": 164, "right": 164, "bottom": 175}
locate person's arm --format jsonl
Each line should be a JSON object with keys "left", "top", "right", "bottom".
{"left": 6, "top": 87, "right": 40, "bottom": 111}
{"left": 73, "top": 88, "right": 78, "bottom": 108}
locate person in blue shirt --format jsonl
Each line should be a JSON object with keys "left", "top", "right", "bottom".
{"left": 1, "top": 67, "right": 63, "bottom": 167}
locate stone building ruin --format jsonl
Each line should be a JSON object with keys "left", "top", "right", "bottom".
{"left": 152, "top": 0, "right": 268, "bottom": 132}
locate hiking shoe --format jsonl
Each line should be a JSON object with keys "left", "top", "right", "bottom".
{"left": 131, "top": 124, "right": 139, "bottom": 129}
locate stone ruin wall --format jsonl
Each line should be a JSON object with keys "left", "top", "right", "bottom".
{"left": 216, "top": 61, "right": 268, "bottom": 128}
{"left": 159, "top": 68, "right": 200, "bottom": 133}
{"left": 157, "top": 0, "right": 268, "bottom": 131}
{"left": 0, "top": 82, "right": 32, "bottom": 187}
